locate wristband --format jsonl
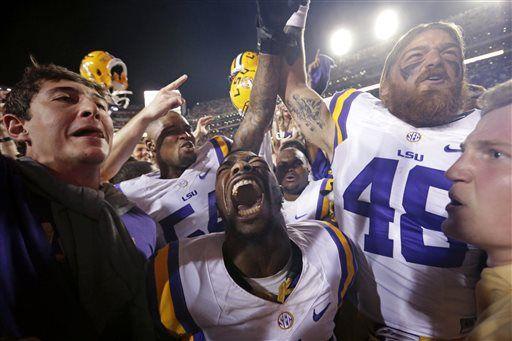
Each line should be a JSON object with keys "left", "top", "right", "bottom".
{"left": 0, "top": 136, "right": 12, "bottom": 142}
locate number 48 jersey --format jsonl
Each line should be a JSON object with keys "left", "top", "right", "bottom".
{"left": 118, "top": 136, "right": 231, "bottom": 242}
{"left": 328, "top": 89, "right": 484, "bottom": 338}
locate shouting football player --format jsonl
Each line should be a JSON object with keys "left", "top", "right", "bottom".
{"left": 148, "top": 3, "right": 358, "bottom": 338}
{"left": 255, "top": 0, "right": 485, "bottom": 339}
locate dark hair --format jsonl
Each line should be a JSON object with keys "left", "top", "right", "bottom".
{"left": 479, "top": 80, "right": 512, "bottom": 116}
{"left": 279, "top": 139, "right": 309, "bottom": 162}
{"left": 379, "top": 22, "right": 465, "bottom": 98}
{"left": 110, "top": 160, "right": 154, "bottom": 184}
{"left": 4, "top": 62, "right": 107, "bottom": 120}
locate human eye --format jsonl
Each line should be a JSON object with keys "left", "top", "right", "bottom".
{"left": 54, "top": 94, "right": 73, "bottom": 102}
{"left": 442, "top": 49, "right": 459, "bottom": 61}
{"left": 404, "top": 52, "right": 423, "bottom": 64}
{"left": 489, "top": 149, "right": 504, "bottom": 159}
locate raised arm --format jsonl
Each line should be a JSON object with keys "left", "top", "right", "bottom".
{"left": 232, "top": 55, "right": 281, "bottom": 153}
{"left": 279, "top": 5, "right": 335, "bottom": 160}
{"left": 100, "top": 75, "right": 187, "bottom": 181}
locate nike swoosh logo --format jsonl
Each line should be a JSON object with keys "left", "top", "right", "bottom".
{"left": 199, "top": 168, "right": 210, "bottom": 179}
{"left": 444, "top": 144, "right": 462, "bottom": 153}
{"left": 313, "top": 302, "right": 331, "bottom": 322}
{"left": 294, "top": 213, "right": 307, "bottom": 220}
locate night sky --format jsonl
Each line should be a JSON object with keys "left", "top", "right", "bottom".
{"left": 3, "top": 0, "right": 488, "bottom": 106}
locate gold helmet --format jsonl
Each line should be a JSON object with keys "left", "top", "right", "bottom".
{"left": 230, "top": 51, "right": 258, "bottom": 79}
{"left": 80, "top": 50, "right": 129, "bottom": 91}
{"left": 229, "top": 69, "right": 255, "bottom": 114}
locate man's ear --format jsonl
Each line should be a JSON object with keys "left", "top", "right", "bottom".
{"left": 3, "top": 114, "right": 31, "bottom": 145}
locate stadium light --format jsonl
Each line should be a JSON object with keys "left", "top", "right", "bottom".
{"left": 357, "top": 49, "right": 505, "bottom": 92}
{"left": 330, "top": 28, "right": 352, "bottom": 56}
{"left": 375, "top": 9, "right": 399, "bottom": 40}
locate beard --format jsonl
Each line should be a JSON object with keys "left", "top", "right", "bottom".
{"left": 385, "top": 75, "right": 464, "bottom": 127}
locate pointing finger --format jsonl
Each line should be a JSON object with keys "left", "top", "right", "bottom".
{"left": 163, "top": 74, "right": 188, "bottom": 91}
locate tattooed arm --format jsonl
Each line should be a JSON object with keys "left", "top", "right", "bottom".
{"left": 232, "top": 55, "right": 282, "bottom": 153}
{"left": 280, "top": 29, "right": 335, "bottom": 160}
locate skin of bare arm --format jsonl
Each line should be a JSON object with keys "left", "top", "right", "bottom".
{"left": 232, "top": 54, "right": 282, "bottom": 153}
{"left": 100, "top": 75, "right": 187, "bottom": 181}
{"left": 279, "top": 29, "right": 335, "bottom": 161}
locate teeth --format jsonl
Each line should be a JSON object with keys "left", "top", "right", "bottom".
{"left": 231, "top": 179, "right": 256, "bottom": 196}
{"left": 238, "top": 203, "right": 262, "bottom": 217}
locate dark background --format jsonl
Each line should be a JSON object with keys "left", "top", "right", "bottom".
{"left": 2, "top": 0, "right": 490, "bottom": 105}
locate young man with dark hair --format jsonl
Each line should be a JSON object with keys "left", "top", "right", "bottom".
{"left": 0, "top": 63, "right": 157, "bottom": 339}
{"left": 443, "top": 80, "right": 512, "bottom": 340}
{"left": 254, "top": 1, "right": 484, "bottom": 338}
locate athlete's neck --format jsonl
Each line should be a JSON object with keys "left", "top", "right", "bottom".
{"left": 224, "top": 221, "right": 291, "bottom": 278}
{"left": 283, "top": 192, "right": 300, "bottom": 201}
{"left": 283, "top": 182, "right": 308, "bottom": 201}
{"left": 160, "top": 165, "right": 187, "bottom": 179}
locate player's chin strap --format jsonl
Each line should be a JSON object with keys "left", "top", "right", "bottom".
{"left": 110, "top": 90, "right": 133, "bottom": 109}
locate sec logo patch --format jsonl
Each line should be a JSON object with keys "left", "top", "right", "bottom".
{"left": 278, "top": 311, "right": 294, "bottom": 330}
{"left": 406, "top": 131, "right": 421, "bottom": 142}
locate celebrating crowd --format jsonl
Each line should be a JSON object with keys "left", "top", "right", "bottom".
{"left": 1, "top": 1, "right": 510, "bottom": 340}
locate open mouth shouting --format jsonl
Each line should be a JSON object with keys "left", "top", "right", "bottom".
{"left": 231, "top": 178, "right": 264, "bottom": 219}
{"left": 70, "top": 126, "right": 106, "bottom": 140}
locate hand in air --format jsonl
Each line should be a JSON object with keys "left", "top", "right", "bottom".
{"left": 196, "top": 115, "right": 214, "bottom": 135}
{"left": 142, "top": 75, "right": 188, "bottom": 121}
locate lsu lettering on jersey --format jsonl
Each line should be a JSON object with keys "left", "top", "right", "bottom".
{"left": 327, "top": 89, "right": 483, "bottom": 338}
{"left": 281, "top": 178, "right": 334, "bottom": 224}
{"left": 118, "top": 136, "right": 231, "bottom": 242}
{"left": 148, "top": 221, "right": 356, "bottom": 340}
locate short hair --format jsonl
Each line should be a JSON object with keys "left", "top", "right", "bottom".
{"left": 279, "top": 139, "right": 309, "bottom": 161}
{"left": 479, "top": 80, "right": 512, "bottom": 116}
{"left": 4, "top": 62, "right": 107, "bottom": 120}
{"left": 379, "top": 22, "right": 465, "bottom": 95}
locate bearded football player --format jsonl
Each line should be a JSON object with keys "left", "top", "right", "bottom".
{"left": 254, "top": 0, "right": 485, "bottom": 339}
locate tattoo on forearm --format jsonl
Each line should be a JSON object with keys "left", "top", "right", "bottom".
{"left": 233, "top": 56, "right": 281, "bottom": 152}
{"left": 285, "top": 95, "right": 323, "bottom": 132}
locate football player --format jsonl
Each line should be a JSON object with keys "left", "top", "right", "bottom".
{"left": 255, "top": 0, "right": 484, "bottom": 339}
{"left": 276, "top": 140, "right": 334, "bottom": 224}
{"left": 148, "top": 151, "right": 356, "bottom": 339}
{"left": 102, "top": 54, "right": 276, "bottom": 242}
{"left": 116, "top": 110, "right": 232, "bottom": 241}
{"left": 442, "top": 80, "right": 512, "bottom": 340}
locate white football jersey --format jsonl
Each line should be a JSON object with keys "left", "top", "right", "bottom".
{"left": 118, "top": 136, "right": 231, "bottom": 242}
{"left": 281, "top": 178, "right": 334, "bottom": 224}
{"left": 327, "top": 89, "right": 483, "bottom": 338}
{"left": 149, "top": 221, "right": 356, "bottom": 340}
